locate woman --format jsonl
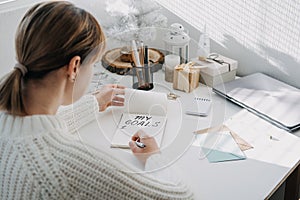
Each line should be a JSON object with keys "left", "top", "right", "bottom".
{"left": 0, "top": 1, "right": 193, "bottom": 199}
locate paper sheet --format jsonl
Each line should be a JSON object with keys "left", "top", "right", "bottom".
{"left": 194, "top": 125, "right": 253, "bottom": 151}
{"left": 224, "top": 109, "right": 300, "bottom": 168}
{"left": 193, "top": 131, "right": 246, "bottom": 163}
{"left": 111, "top": 89, "right": 168, "bottom": 148}
{"left": 194, "top": 109, "right": 300, "bottom": 167}
{"left": 124, "top": 88, "right": 167, "bottom": 116}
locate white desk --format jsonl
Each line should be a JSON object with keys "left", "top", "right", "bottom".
{"left": 80, "top": 68, "right": 300, "bottom": 199}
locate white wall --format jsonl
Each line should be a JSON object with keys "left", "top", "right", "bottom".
{"left": 157, "top": 0, "right": 300, "bottom": 89}
{"left": 0, "top": 0, "right": 108, "bottom": 77}
{"left": 0, "top": 0, "right": 36, "bottom": 76}
{"left": 1, "top": 0, "right": 299, "bottom": 90}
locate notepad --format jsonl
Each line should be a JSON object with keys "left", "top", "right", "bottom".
{"left": 185, "top": 97, "right": 212, "bottom": 116}
{"left": 111, "top": 89, "right": 168, "bottom": 148}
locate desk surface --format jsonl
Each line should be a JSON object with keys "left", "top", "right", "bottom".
{"left": 81, "top": 67, "right": 300, "bottom": 199}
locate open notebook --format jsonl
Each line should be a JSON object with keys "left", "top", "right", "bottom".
{"left": 111, "top": 89, "right": 168, "bottom": 148}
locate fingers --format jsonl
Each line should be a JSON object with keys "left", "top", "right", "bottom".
{"left": 113, "top": 96, "right": 124, "bottom": 103}
{"left": 129, "top": 141, "right": 138, "bottom": 152}
{"left": 96, "top": 85, "right": 125, "bottom": 96}
{"left": 109, "top": 84, "right": 126, "bottom": 96}
{"left": 111, "top": 95, "right": 124, "bottom": 107}
{"left": 131, "top": 129, "right": 147, "bottom": 141}
{"left": 94, "top": 84, "right": 126, "bottom": 112}
{"left": 129, "top": 130, "right": 160, "bottom": 165}
{"left": 131, "top": 135, "right": 139, "bottom": 142}
{"left": 111, "top": 101, "right": 124, "bottom": 107}
{"left": 107, "top": 84, "right": 126, "bottom": 89}
{"left": 112, "top": 84, "right": 125, "bottom": 89}
{"left": 112, "top": 88, "right": 125, "bottom": 96}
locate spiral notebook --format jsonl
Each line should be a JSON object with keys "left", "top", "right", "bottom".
{"left": 111, "top": 89, "right": 168, "bottom": 148}
{"left": 185, "top": 97, "right": 212, "bottom": 116}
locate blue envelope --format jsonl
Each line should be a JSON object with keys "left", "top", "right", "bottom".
{"left": 194, "top": 131, "right": 246, "bottom": 163}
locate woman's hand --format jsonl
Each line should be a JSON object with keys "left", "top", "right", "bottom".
{"left": 129, "top": 130, "right": 160, "bottom": 165}
{"left": 93, "top": 84, "right": 125, "bottom": 112}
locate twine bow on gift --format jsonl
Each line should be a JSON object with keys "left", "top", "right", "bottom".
{"left": 174, "top": 62, "right": 195, "bottom": 71}
{"left": 173, "top": 62, "right": 200, "bottom": 93}
{"left": 206, "top": 53, "right": 231, "bottom": 71}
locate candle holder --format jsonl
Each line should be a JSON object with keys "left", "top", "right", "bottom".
{"left": 163, "top": 23, "right": 190, "bottom": 63}
{"left": 164, "top": 54, "right": 180, "bottom": 82}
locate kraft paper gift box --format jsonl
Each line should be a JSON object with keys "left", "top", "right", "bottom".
{"left": 190, "top": 54, "right": 238, "bottom": 87}
{"left": 173, "top": 62, "right": 200, "bottom": 93}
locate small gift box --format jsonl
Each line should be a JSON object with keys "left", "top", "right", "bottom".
{"left": 191, "top": 54, "right": 238, "bottom": 87}
{"left": 173, "top": 62, "right": 200, "bottom": 93}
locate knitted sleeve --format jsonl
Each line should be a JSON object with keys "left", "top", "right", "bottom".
{"left": 57, "top": 95, "right": 99, "bottom": 134}
{"left": 145, "top": 153, "right": 182, "bottom": 185}
{"left": 48, "top": 132, "right": 194, "bottom": 200}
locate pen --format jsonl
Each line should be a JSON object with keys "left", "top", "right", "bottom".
{"left": 144, "top": 45, "right": 151, "bottom": 85}
{"left": 135, "top": 138, "right": 146, "bottom": 148}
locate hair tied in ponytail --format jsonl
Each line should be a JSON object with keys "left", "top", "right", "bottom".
{"left": 14, "top": 63, "right": 28, "bottom": 77}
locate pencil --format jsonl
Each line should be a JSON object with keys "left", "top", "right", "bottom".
{"left": 132, "top": 40, "right": 142, "bottom": 67}
{"left": 140, "top": 41, "right": 144, "bottom": 66}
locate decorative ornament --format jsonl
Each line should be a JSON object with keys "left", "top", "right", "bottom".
{"left": 163, "top": 23, "right": 191, "bottom": 63}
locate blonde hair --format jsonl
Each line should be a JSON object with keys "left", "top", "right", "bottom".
{"left": 0, "top": 1, "right": 105, "bottom": 115}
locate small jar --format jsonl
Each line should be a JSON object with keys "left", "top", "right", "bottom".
{"left": 164, "top": 54, "right": 180, "bottom": 82}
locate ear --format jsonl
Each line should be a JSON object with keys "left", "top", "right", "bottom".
{"left": 66, "top": 56, "right": 81, "bottom": 82}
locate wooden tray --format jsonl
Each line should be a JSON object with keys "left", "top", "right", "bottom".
{"left": 102, "top": 47, "right": 164, "bottom": 75}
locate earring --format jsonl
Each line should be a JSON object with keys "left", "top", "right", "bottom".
{"left": 70, "top": 74, "right": 77, "bottom": 82}
{"left": 68, "top": 76, "right": 76, "bottom": 82}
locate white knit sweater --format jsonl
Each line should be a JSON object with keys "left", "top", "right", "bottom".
{"left": 0, "top": 95, "right": 193, "bottom": 200}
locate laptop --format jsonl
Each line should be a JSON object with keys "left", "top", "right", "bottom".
{"left": 213, "top": 73, "right": 300, "bottom": 132}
